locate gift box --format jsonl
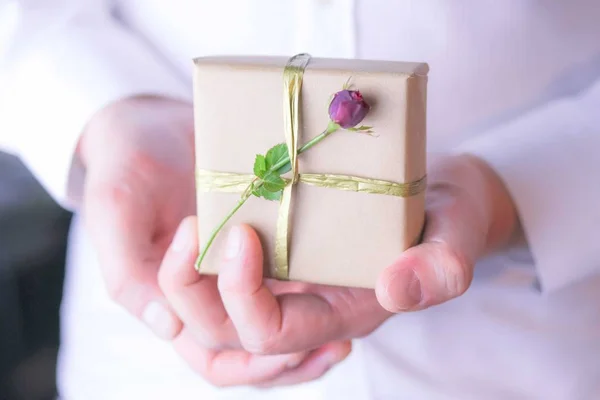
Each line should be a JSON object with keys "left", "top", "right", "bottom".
{"left": 193, "top": 54, "right": 428, "bottom": 289}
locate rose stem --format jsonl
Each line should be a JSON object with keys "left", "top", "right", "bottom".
{"left": 195, "top": 121, "right": 340, "bottom": 270}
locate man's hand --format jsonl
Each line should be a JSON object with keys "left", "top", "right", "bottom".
{"left": 376, "top": 154, "right": 518, "bottom": 312}
{"left": 78, "top": 96, "right": 351, "bottom": 387}
{"left": 79, "top": 96, "right": 195, "bottom": 333}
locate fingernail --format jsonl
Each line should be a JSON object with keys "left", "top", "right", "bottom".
{"left": 386, "top": 269, "right": 423, "bottom": 310}
{"left": 225, "top": 226, "right": 242, "bottom": 259}
{"left": 142, "top": 301, "right": 180, "bottom": 340}
{"left": 171, "top": 222, "right": 190, "bottom": 252}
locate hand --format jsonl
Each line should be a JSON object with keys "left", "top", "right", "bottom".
{"left": 375, "top": 154, "right": 518, "bottom": 312}
{"left": 78, "top": 96, "right": 350, "bottom": 387}
{"left": 158, "top": 217, "right": 387, "bottom": 387}
{"left": 156, "top": 154, "right": 518, "bottom": 387}
{"left": 80, "top": 95, "right": 195, "bottom": 328}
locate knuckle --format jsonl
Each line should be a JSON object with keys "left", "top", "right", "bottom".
{"left": 239, "top": 304, "right": 283, "bottom": 355}
{"left": 94, "top": 180, "right": 134, "bottom": 208}
{"left": 105, "top": 276, "right": 129, "bottom": 304}
{"left": 103, "top": 269, "right": 141, "bottom": 308}
{"left": 241, "top": 334, "right": 278, "bottom": 355}
{"left": 438, "top": 243, "right": 473, "bottom": 297}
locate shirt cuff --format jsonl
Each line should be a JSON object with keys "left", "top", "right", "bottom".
{"left": 455, "top": 97, "right": 600, "bottom": 292}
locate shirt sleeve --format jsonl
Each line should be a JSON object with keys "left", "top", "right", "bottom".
{"left": 0, "top": 0, "right": 191, "bottom": 211}
{"left": 455, "top": 78, "right": 600, "bottom": 293}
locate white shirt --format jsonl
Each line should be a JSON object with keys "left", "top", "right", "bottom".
{"left": 1, "top": 1, "right": 600, "bottom": 399}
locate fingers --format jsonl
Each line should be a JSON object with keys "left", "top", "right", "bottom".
{"left": 173, "top": 328, "right": 351, "bottom": 388}
{"left": 255, "top": 340, "right": 352, "bottom": 388}
{"left": 376, "top": 242, "right": 473, "bottom": 313}
{"left": 172, "top": 328, "right": 306, "bottom": 387}
{"left": 158, "top": 216, "right": 238, "bottom": 348}
{"left": 83, "top": 174, "right": 182, "bottom": 339}
{"left": 161, "top": 219, "right": 385, "bottom": 357}
{"left": 159, "top": 218, "right": 352, "bottom": 388}
{"left": 376, "top": 156, "right": 498, "bottom": 313}
{"left": 217, "top": 225, "right": 344, "bottom": 355}
{"left": 376, "top": 188, "right": 482, "bottom": 312}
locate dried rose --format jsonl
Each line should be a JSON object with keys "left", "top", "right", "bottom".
{"left": 328, "top": 89, "right": 371, "bottom": 129}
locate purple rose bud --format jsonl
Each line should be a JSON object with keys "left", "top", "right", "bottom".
{"left": 328, "top": 89, "right": 371, "bottom": 129}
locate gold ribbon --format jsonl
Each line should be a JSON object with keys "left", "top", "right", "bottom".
{"left": 276, "top": 53, "right": 311, "bottom": 278}
{"left": 196, "top": 170, "right": 427, "bottom": 199}
{"left": 196, "top": 53, "right": 427, "bottom": 280}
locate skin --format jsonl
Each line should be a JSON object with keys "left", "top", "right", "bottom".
{"left": 78, "top": 96, "right": 518, "bottom": 387}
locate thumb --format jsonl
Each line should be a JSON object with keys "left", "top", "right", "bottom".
{"left": 376, "top": 193, "right": 485, "bottom": 312}
{"left": 376, "top": 155, "right": 514, "bottom": 312}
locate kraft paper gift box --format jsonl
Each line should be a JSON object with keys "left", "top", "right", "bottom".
{"left": 193, "top": 54, "right": 428, "bottom": 289}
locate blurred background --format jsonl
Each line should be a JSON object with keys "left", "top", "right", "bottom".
{"left": 0, "top": 151, "right": 72, "bottom": 400}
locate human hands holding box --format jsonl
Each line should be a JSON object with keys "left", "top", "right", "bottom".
{"left": 193, "top": 54, "right": 428, "bottom": 288}
{"left": 151, "top": 53, "right": 517, "bottom": 386}
{"left": 76, "top": 49, "right": 517, "bottom": 386}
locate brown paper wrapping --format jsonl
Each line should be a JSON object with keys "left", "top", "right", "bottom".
{"left": 193, "top": 55, "right": 428, "bottom": 289}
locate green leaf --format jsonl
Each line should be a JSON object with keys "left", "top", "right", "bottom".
{"left": 262, "top": 172, "right": 286, "bottom": 192}
{"left": 265, "top": 143, "right": 289, "bottom": 170}
{"left": 274, "top": 160, "right": 292, "bottom": 175}
{"left": 253, "top": 155, "right": 267, "bottom": 177}
{"left": 255, "top": 186, "right": 282, "bottom": 201}
{"left": 251, "top": 184, "right": 281, "bottom": 201}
